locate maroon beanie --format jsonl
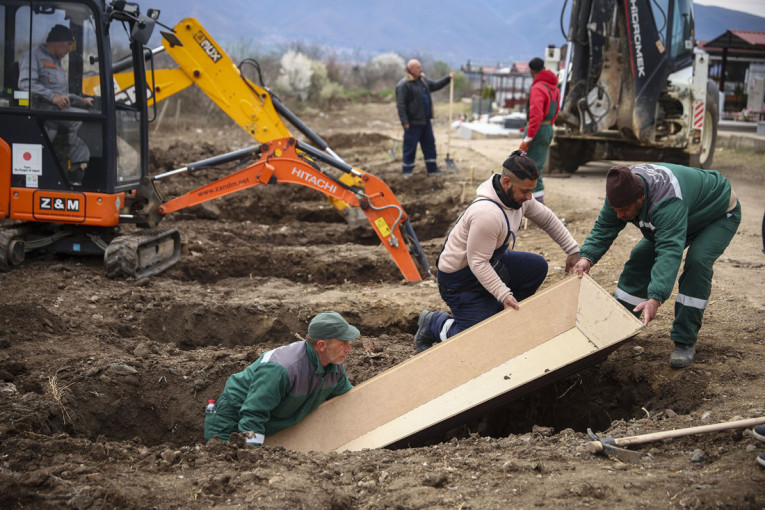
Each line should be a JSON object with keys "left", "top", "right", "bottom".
{"left": 606, "top": 165, "right": 644, "bottom": 207}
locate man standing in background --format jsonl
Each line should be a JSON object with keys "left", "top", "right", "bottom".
{"left": 520, "top": 57, "right": 560, "bottom": 204}
{"left": 395, "top": 59, "right": 454, "bottom": 177}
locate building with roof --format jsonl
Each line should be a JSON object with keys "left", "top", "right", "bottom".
{"left": 460, "top": 60, "right": 537, "bottom": 114}
{"left": 699, "top": 29, "right": 765, "bottom": 119}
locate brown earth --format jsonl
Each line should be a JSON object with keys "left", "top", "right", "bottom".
{"left": 1, "top": 101, "right": 764, "bottom": 509}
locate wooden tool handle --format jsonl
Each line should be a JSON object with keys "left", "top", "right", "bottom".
{"left": 588, "top": 416, "right": 765, "bottom": 452}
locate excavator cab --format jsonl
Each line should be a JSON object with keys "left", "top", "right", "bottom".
{"left": 1, "top": 0, "right": 153, "bottom": 194}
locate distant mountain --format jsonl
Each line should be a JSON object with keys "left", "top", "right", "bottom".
{"left": 148, "top": 1, "right": 765, "bottom": 65}
{"left": 694, "top": 5, "right": 765, "bottom": 41}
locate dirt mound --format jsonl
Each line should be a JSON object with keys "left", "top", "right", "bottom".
{"left": 324, "top": 132, "right": 395, "bottom": 150}
{"left": 149, "top": 140, "right": 225, "bottom": 171}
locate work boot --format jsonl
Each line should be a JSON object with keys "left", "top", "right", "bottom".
{"left": 427, "top": 169, "right": 444, "bottom": 176}
{"left": 414, "top": 310, "right": 436, "bottom": 352}
{"left": 669, "top": 342, "right": 696, "bottom": 368}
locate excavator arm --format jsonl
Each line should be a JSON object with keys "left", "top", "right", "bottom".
{"left": 95, "top": 17, "right": 431, "bottom": 280}
{"left": 160, "top": 18, "right": 363, "bottom": 220}
{"left": 149, "top": 137, "right": 430, "bottom": 281}
{"left": 98, "top": 17, "right": 431, "bottom": 280}
{"left": 85, "top": 17, "right": 367, "bottom": 220}
{"left": 159, "top": 19, "right": 294, "bottom": 142}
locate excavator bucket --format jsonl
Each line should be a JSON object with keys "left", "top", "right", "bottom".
{"left": 268, "top": 275, "right": 642, "bottom": 452}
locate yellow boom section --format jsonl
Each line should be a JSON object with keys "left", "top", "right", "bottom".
{"left": 164, "top": 18, "right": 362, "bottom": 216}
{"left": 82, "top": 69, "right": 193, "bottom": 104}
{"left": 163, "top": 17, "right": 291, "bottom": 141}
{"left": 84, "top": 18, "right": 363, "bottom": 217}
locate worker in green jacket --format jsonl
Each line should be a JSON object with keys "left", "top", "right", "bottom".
{"left": 204, "top": 311, "right": 360, "bottom": 445}
{"left": 572, "top": 164, "right": 740, "bottom": 368}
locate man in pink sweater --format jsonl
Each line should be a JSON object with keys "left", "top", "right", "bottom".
{"left": 414, "top": 150, "right": 580, "bottom": 352}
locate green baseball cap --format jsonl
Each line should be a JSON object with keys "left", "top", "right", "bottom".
{"left": 307, "top": 311, "right": 360, "bottom": 341}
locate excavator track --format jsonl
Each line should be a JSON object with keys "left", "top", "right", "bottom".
{"left": 104, "top": 227, "right": 182, "bottom": 279}
{"left": 0, "top": 223, "right": 35, "bottom": 271}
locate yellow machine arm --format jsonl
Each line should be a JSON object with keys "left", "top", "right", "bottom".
{"left": 160, "top": 19, "right": 293, "bottom": 141}
{"left": 163, "top": 18, "right": 362, "bottom": 218}
{"left": 83, "top": 18, "right": 363, "bottom": 218}
{"left": 99, "top": 18, "right": 429, "bottom": 279}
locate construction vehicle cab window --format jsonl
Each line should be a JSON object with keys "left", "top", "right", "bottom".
{"left": 0, "top": 1, "right": 430, "bottom": 282}
{"left": 6, "top": 3, "right": 103, "bottom": 187}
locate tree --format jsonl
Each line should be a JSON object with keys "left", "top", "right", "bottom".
{"left": 362, "top": 53, "right": 405, "bottom": 92}
{"left": 275, "top": 50, "right": 313, "bottom": 101}
{"left": 431, "top": 60, "right": 451, "bottom": 79}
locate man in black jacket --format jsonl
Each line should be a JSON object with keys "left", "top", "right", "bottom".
{"left": 395, "top": 59, "right": 453, "bottom": 177}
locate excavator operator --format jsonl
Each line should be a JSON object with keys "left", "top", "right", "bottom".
{"left": 18, "top": 24, "right": 93, "bottom": 185}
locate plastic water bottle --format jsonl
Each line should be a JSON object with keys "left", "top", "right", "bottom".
{"left": 205, "top": 399, "right": 216, "bottom": 414}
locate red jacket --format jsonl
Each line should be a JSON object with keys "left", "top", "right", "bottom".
{"left": 526, "top": 69, "right": 560, "bottom": 140}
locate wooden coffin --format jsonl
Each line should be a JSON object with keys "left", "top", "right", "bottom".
{"left": 269, "top": 274, "right": 642, "bottom": 452}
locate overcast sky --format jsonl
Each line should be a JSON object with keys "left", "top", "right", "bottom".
{"left": 694, "top": 0, "right": 765, "bottom": 18}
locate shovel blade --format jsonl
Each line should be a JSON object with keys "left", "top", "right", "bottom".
{"left": 445, "top": 157, "right": 458, "bottom": 173}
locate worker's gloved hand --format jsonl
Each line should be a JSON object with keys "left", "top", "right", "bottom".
{"left": 519, "top": 139, "right": 531, "bottom": 152}
{"left": 245, "top": 432, "right": 265, "bottom": 446}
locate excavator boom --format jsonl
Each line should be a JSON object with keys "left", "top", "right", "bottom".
{"left": 148, "top": 137, "right": 427, "bottom": 281}
{"left": 160, "top": 19, "right": 294, "bottom": 142}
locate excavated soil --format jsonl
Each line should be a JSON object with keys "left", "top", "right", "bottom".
{"left": 1, "top": 102, "right": 764, "bottom": 509}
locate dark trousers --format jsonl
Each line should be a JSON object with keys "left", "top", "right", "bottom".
{"left": 428, "top": 251, "right": 548, "bottom": 340}
{"left": 402, "top": 122, "right": 438, "bottom": 174}
{"left": 615, "top": 203, "right": 741, "bottom": 345}
{"left": 527, "top": 124, "right": 553, "bottom": 198}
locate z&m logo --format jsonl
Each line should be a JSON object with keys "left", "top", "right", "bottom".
{"left": 33, "top": 191, "right": 86, "bottom": 222}
{"left": 39, "top": 196, "right": 81, "bottom": 212}
{"left": 193, "top": 31, "right": 223, "bottom": 63}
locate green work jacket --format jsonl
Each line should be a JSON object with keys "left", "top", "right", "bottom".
{"left": 222, "top": 340, "right": 352, "bottom": 436}
{"left": 579, "top": 163, "right": 732, "bottom": 302}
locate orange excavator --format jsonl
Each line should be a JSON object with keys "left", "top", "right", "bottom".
{"left": 0, "top": 0, "right": 430, "bottom": 280}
